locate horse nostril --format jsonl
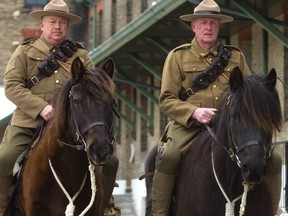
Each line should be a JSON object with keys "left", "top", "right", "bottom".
{"left": 241, "top": 162, "right": 266, "bottom": 184}
{"left": 89, "top": 143, "right": 112, "bottom": 159}
{"left": 242, "top": 164, "right": 249, "bottom": 174}
{"left": 98, "top": 145, "right": 111, "bottom": 157}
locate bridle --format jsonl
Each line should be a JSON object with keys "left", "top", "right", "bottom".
{"left": 58, "top": 89, "right": 116, "bottom": 151}
{"left": 206, "top": 94, "right": 273, "bottom": 167}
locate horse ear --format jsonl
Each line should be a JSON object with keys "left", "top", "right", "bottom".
{"left": 71, "top": 57, "right": 85, "bottom": 83}
{"left": 264, "top": 68, "right": 277, "bottom": 91}
{"left": 100, "top": 58, "right": 115, "bottom": 78}
{"left": 229, "top": 66, "right": 243, "bottom": 92}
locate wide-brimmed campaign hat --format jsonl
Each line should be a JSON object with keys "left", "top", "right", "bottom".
{"left": 29, "top": 0, "right": 82, "bottom": 25}
{"left": 180, "top": 0, "right": 233, "bottom": 23}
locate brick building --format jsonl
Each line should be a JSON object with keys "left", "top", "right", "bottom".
{"left": 1, "top": 0, "right": 288, "bottom": 210}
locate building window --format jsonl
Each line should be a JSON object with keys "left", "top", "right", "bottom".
{"left": 25, "top": 0, "right": 48, "bottom": 8}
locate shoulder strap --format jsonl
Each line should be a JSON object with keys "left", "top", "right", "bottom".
{"left": 173, "top": 43, "right": 192, "bottom": 52}
{"left": 30, "top": 38, "right": 51, "bottom": 56}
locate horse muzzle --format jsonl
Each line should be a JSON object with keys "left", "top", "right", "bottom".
{"left": 241, "top": 158, "right": 267, "bottom": 184}
{"left": 87, "top": 140, "right": 114, "bottom": 165}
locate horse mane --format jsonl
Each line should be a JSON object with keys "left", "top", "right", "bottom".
{"left": 47, "top": 66, "right": 115, "bottom": 141}
{"left": 215, "top": 73, "right": 283, "bottom": 134}
{"left": 77, "top": 67, "right": 115, "bottom": 104}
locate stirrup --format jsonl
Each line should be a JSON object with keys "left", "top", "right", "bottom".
{"left": 104, "top": 195, "right": 121, "bottom": 216}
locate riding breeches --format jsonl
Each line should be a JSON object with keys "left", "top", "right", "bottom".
{"left": 0, "top": 124, "right": 36, "bottom": 177}
{"left": 156, "top": 121, "right": 201, "bottom": 175}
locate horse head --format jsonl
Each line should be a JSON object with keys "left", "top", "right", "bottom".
{"left": 217, "top": 67, "right": 283, "bottom": 184}
{"left": 68, "top": 57, "right": 116, "bottom": 165}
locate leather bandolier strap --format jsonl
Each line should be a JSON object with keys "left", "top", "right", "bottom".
{"left": 25, "top": 40, "right": 78, "bottom": 89}
{"left": 179, "top": 44, "right": 232, "bottom": 101}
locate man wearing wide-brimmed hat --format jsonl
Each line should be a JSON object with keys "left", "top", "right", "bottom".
{"left": 0, "top": 0, "right": 117, "bottom": 215}
{"left": 152, "top": 0, "right": 282, "bottom": 215}
{"left": 0, "top": 0, "right": 92, "bottom": 214}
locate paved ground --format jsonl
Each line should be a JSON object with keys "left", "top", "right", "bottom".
{"left": 114, "top": 193, "right": 137, "bottom": 216}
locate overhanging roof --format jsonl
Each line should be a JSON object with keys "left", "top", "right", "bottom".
{"left": 1, "top": 0, "right": 288, "bottom": 129}
{"left": 89, "top": 0, "right": 288, "bottom": 98}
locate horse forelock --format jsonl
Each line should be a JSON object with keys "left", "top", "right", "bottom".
{"left": 234, "top": 76, "right": 283, "bottom": 133}
{"left": 49, "top": 66, "right": 116, "bottom": 138}
{"left": 80, "top": 68, "right": 115, "bottom": 104}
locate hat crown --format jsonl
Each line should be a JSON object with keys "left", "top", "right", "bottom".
{"left": 194, "top": 0, "right": 220, "bottom": 14}
{"left": 44, "top": 0, "right": 69, "bottom": 14}
{"left": 179, "top": 0, "right": 233, "bottom": 23}
{"left": 29, "top": 0, "right": 82, "bottom": 24}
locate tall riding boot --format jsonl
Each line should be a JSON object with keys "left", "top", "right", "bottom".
{"left": 0, "top": 177, "right": 13, "bottom": 216}
{"left": 102, "top": 154, "right": 120, "bottom": 216}
{"left": 265, "top": 151, "right": 282, "bottom": 215}
{"left": 152, "top": 171, "right": 176, "bottom": 216}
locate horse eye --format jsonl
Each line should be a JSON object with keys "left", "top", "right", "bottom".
{"left": 73, "top": 99, "right": 80, "bottom": 105}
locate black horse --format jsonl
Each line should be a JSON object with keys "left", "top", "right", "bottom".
{"left": 7, "top": 57, "right": 117, "bottom": 216}
{"left": 145, "top": 67, "right": 284, "bottom": 216}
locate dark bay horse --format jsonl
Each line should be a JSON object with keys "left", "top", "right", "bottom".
{"left": 145, "top": 67, "right": 284, "bottom": 216}
{"left": 8, "top": 57, "right": 117, "bottom": 216}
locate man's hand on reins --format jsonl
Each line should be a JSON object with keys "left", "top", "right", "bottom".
{"left": 40, "top": 104, "right": 54, "bottom": 121}
{"left": 192, "top": 108, "right": 217, "bottom": 124}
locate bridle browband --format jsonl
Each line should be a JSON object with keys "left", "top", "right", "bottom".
{"left": 58, "top": 89, "right": 116, "bottom": 151}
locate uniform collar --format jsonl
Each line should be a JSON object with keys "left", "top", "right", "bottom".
{"left": 191, "top": 38, "right": 220, "bottom": 57}
{"left": 40, "top": 35, "right": 55, "bottom": 51}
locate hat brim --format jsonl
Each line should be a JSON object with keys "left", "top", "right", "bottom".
{"left": 180, "top": 14, "right": 233, "bottom": 23}
{"left": 30, "top": 10, "right": 82, "bottom": 25}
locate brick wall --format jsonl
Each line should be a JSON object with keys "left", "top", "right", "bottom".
{"left": 0, "top": 0, "right": 39, "bottom": 85}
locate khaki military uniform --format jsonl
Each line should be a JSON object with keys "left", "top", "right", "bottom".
{"left": 153, "top": 38, "right": 281, "bottom": 215}
{"left": 0, "top": 36, "right": 94, "bottom": 176}
{"left": 152, "top": 39, "right": 251, "bottom": 215}
{"left": 157, "top": 38, "right": 250, "bottom": 174}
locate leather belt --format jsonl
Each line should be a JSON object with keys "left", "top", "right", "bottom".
{"left": 179, "top": 85, "right": 201, "bottom": 101}
{"left": 25, "top": 73, "right": 48, "bottom": 89}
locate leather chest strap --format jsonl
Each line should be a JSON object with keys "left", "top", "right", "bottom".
{"left": 179, "top": 44, "right": 231, "bottom": 101}
{"left": 25, "top": 40, "right": 78, "bottom": 89}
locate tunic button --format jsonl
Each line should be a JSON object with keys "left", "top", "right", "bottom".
{"left": 215, "top": 96, "right": 219, "bottom": 100}
{"left": 213, "top": 85, "right": 217, "bottom": 88}
{"left": 227, "top": 68, "right": 231, "bottom": 71}
{"left": 56, "top": 80, "right": 60, "bottom": 84}
{"left": 54, "top": 70, "right": 58, "bottom": 74}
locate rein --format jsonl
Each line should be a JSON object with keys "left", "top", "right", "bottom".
{"left": 206, "top": 124, "right": 251, "bottom": 215}
{"left": 210, "top": 139, "right": 250, "bottom": 216}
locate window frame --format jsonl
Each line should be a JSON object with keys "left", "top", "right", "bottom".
{"left": 25, "top": 0, "right": 48, "bottom": 8}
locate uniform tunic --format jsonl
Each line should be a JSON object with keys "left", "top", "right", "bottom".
{"left": 157, "top": 38, "right": 251, "bottom": 174}
{"left": 0, "top": 36, "right": 94, "bottom": 176}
